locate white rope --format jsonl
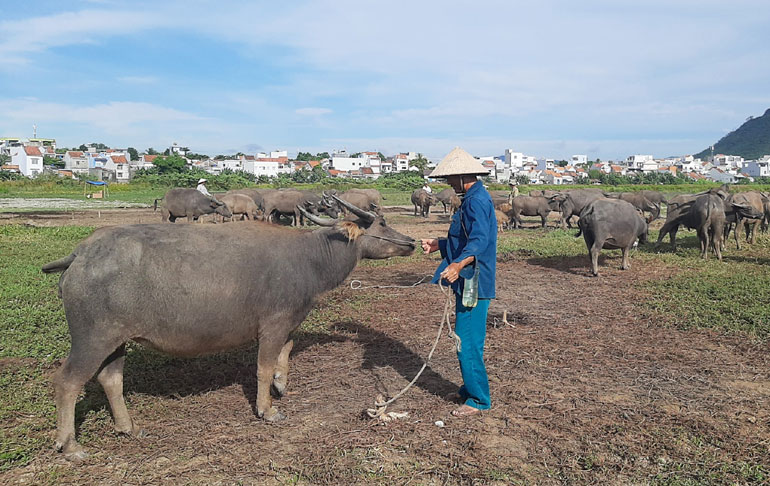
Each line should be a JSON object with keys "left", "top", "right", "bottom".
{"left": 349, "top": 274, "right": 431, "bottom": 290}
{"left": 365, "top": 282, "right": 461, "bottom": 421}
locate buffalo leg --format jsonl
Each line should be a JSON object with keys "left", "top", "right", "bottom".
{"left": 620, "top": 246, "right": 631, "bottom": 270}
{"left": 96, "top": 344, "right": 139, "bottom": 436}
{"left": 256, "top": 336, "right": 287, "bottom": 421}
{"left": 734, "top": 218, "right": 742, "bottom": 250}
{"left": 582, "top": 230, "right": 600, "bottom": 276}
{"left": 711, "top": 224, "right": 723, "bottom": 261}
{"left": 54, "top": 338, "right": 123, "bottom": 460}
{"left": 697, "top": 226, "right": 708, "bottom": 259}
{"left": 271, "top": 339, "right": 294, "bottom": 397}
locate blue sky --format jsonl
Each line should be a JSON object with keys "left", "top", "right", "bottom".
{"left": 1, "top": 0, "right": 768, "bottom": 161}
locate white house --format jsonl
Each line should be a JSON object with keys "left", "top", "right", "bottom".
{"left": 535, "top": 158, "right": 555, "bottom": 172}
{"left": 504, "top": 149, "right": 524, "bottom": 169}
{"left": 707, "top": 167, "right": 737, "bottom": 183}
{"left": 64, "top": 151, "right": 89, "bottom": 174}
{"left": 330, "top": 150, "right": 367, "bottom": 171}
{"left": 243, "top": 153, "right": 291, "bottom": 178}
{"left": 625, "top": 154, "right": 654, "bottom": 171}
{"left": 105, "top": 155, "right": 131, "bottom": 182}
{"left": 571, "top": 154, "right": 588, "bottom": 166}
{"left": 394, "top": 153, "right": 410, "bottom": 172}
{"left": 743, "top": 160, "right": 770, "bottom": 178}
{"left": 712, "top": 154, "right": 744, "bottom": 169}
{"left": 11, "top": 145, "right": 44, "bottom": 177}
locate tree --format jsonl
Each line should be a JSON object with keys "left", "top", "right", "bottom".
{"left": 152, "top": 155, "right": 187, "bottom": 173}
{"left": 78, "top": 144, "right": 88, "bottom": 152}
{"left": 557, "top": 160, "right": 569, "bottom": 167}
{"left": 378, "top": 152, "right": 386, "bottom": 161}
{"left": 127, "top": 147, "right": 139, "bottom": 161}
{"left": 514, "top": 174, "right": 530, "bottom": 185}
{"left": 163, "top": 148, "right": 170, "bottom": 156}
{"left": 0, "top": 154, "right": 10, "bottom": 166}
{"left": 409, "top": 153, "right": 429, "bottom": 173}
{"left": 146, "top": 147, "right": 159, "bottom": 155}
{"left": 44, "top": 155, "right": 64, "bottom": 168}
{"left": 316, "top": 152, "right": 330, "bottom": 159}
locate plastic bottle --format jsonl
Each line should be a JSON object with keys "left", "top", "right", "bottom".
{"left": 461, "top": 264, "right": 480, "bottom": 308}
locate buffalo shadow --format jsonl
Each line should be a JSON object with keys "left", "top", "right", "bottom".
{"left": 76, "top": 330, "right": 349, "bottom": 424}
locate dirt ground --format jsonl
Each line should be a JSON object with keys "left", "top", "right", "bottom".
{"left": 3, "top": 207, "right": 769, "bottom": 485}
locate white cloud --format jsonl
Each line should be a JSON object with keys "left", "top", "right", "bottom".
{"left": 295, "top": 107, "right": 332, "bottom": 116}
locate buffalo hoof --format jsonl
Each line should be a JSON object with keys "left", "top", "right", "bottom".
{"left": 259, "top": 407, "right": 286, "bottom": 423}
{"left": 65, "top": 450, "right": 89, "bottom": 463}
{"left": 117, "top": 426, "right": 147, "bottom": 439}
{"left": 57, "top": 442, "right": 89, "bottom": 463}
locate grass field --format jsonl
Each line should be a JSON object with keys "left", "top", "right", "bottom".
{"left": 1, "top": 221, "right": 768, "bottom": 482}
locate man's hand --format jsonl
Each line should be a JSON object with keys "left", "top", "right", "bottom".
{"left": 440, "top": 256, "right": 475, "bottom": 283}
{"left": 440, "top": 262, "right": 462, "bottom": 283}
{"left": 421, "top": 238, "right": 439, "bottom": 254}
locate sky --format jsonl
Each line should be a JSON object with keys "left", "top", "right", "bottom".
{"left": 1, "top": 0, "right": 769, "bottom": 161}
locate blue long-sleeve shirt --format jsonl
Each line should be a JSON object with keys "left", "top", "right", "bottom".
{"left": 431, "top": 181, "right": 497, "bottom": 299}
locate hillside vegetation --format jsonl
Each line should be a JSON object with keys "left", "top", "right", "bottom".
{"left": 695, "top": 108, "right": 770, "bottom": 160}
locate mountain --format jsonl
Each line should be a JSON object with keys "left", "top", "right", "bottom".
{"left": 695, "top": 108, "right": 770, "bottom": 160}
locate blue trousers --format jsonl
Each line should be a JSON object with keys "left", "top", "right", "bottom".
{"left": 455, "top": 298, "right": 491, "bottom": 410}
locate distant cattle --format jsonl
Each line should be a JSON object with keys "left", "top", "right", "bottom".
{"left": 411, "top": 189, "right": 435, "bottom": 217}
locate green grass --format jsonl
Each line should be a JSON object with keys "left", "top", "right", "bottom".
{"left": 496, "top": 225, "right": 770, "bottom": 339}
{"left": 1, "top": 222, "right": 769, "bottom": 473}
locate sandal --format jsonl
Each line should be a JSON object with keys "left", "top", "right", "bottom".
{"left": 451, "top": 404, "right": 482, "bottom": 417}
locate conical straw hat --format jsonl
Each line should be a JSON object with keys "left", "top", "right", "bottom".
{"left": 429, "top": 147, "right": 489, "bottom": 178}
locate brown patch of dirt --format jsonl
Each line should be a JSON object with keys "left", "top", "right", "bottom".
{"left": 3, "top": 208, "right": 770, "bottom": 485}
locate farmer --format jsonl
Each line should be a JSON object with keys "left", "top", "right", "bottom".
{"left": 420, "top": 147, "right": 497, "bottom": 417}
{"left": 422, "top": 181, "right": 433, "bottom": 194}
{"left": 196, "top": 178, "right": 213, "bottom": 198}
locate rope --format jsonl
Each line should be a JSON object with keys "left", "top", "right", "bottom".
{"left": 364, "top": 281, "right": 461, "bottom": 421}
{"left": 349, "top": 274, "right": 431, "bottom": 290}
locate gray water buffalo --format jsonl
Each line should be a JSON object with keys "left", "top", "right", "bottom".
{"left": 640, "top": 190, "right": 668, "bottom": 207}
{"left": 576, "top": 198, "right": 648, "bottom": 276}
{"left": 155, "top": 188, "right": 232, "bottom": 222}
{"left": 220, "top": 193, "right": 259, "bottom": 221}
{"left": 435, "top": 188, "right": 461, "bottom": 214}
{"left": 656, "top": 190, "right": 761, "bottom": 252}
{"left": 333, "top": 190, "right": 383, "bottom": 216}
{"left": 727, "top": 191, "right": 770, "bottom": 248}
{"left": 261, "top": 190, "right": 336, "bottom": 226}
{"left": 509, "top": 195, "right": 561, "bottom": 229}
{"left": 411, "top": 189, "right": 435, "bottom": 217}
{"left": 42, "top": 195, "right": 415, "bottom": 461}
{"left": 553, "top": 189, "right": 606, "bottom": 229}
{"left": 225, "top": 188, "right": 277, "bottom": 213}
{"left": 691, "top": 193, "right": 728, "bottom": 260}
{"left": 527, "top": 189, "right": 559, "bottom": 198}
{"left": 607, "top": 192, "right": 662, "bottom": 222}
{"left": 655, "top": 193, "right": 697, "bottom": 249}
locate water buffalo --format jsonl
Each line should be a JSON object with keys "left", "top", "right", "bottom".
{"left": 553, "top": 189, "right": 605, "bottom": 229}
{"left": 220, "top": 193, "right": 259, "bottom": 221}
{"left": 333, "top": 190, "right": 383, "bottom": 216}
{"left": 655, "top": 194, "right": 691, "bottom": 249}
{"left": 576, "top": 198, "right": 648, "bottom": 276}
{"left": 260, "top": 190, "right": 334, "bottom": 226}
{"left": 509, "top": 195, "right": 561, "bottom": 229}
{"left": 411, "top": 189, "right": 435, "bottom": 217}
{"left": 435, "top": 188, "right": 461, "bottom": 214}
{"left": 606, "top": 192, "right": 661, "bottom": 222}
{"left": 225, "top": 188, "right": 277, "bottom": 214}
{"left": 727, "top": 191, "right": 770, "bottom": 248}
{"left": 527, "top": 189, "right": 559, "bottom": 198}
{"left": 156, "top": 188, "right": 232, "bottom": 222}
{"left": 639, "top": 190, "right": 668, "bottom": 207}
{"left": 656, "top": 190, "right": 761, "bottom": 252}
{"left": 42, "top": 196, "right": 415, "bottom": 460}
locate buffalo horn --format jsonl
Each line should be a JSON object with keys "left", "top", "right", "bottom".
{"left": 297, "top": 206, "right": 338, "bottom": 226}
{"left": 332, "top": 195, "right": 376, "bottom": 222}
